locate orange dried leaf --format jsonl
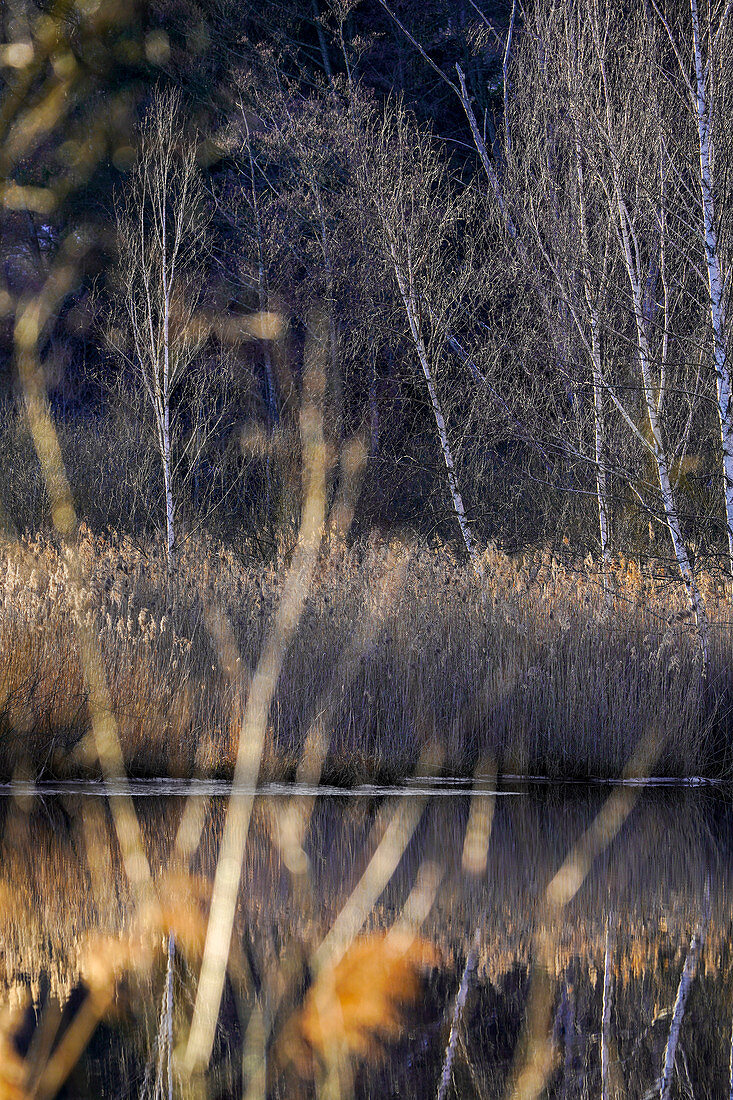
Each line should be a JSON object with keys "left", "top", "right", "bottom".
{"left": 274, "top": 932, "right": 440, "bottom": 1079}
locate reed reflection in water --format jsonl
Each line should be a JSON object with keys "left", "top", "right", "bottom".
{"left": 0, "top": 784, "right": 729, "bottom": 1098}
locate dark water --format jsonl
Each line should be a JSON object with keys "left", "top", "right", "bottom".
{"left": 0, "top": 780, "right": 730, "bottom": 1098}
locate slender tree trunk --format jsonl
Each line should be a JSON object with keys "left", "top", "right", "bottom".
{"left": 369, "top": 350, "right": 379, "bottom": 456}
{"left": 575, "top": 127, "right": 613, "bottom": 593}
{"left": 437, "top": 926, "right": 481, "bottom": 1100}
{"left": 640, "top": 342, "right": 708, "bottom": 664}
{"left": 660, "top": 914, "right": 706, "bottom": 1100}
{"left": 311, "top": 0, "right": 334, "bottom": 84}
{"left": 591, "top": 322, "right": 612, "bottom": 587}
{"left": 690, "top": 0, "right": 733, "bottom": 582}
{"left": 456, "top": 64, "right": 519, "bottom": 246}
{"left": 389, "top": 252, "right": 479, "bottom": 569}
{"left": 615, "top": 194, "right": 708, "bottom": 663}
{"left": 162, "top": 405, "right": 175, "bottom": 574}
{"left": 161, "top": 215, "right": 175, "bottom": 576}
{"left": 601, "top": 918, "right": 613, "bottom": 1100}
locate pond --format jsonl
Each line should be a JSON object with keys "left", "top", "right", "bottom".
{"left": 0, "top": 779, "right": 729, "bottom": 1098}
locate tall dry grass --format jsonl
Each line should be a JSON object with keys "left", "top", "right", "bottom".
{"left": 0, "top": 528, "right": 728, "bottom": 782}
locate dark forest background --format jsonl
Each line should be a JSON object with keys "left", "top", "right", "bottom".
{"left": 1, "top": 0, "right": 732, "bottom": 603}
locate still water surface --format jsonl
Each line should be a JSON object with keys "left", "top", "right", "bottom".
{"left": 0, "top": 780, "right": 730, "bottom": 1097}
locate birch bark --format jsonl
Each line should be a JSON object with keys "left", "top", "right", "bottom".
{"left": 389, "top": 251, "right": 479, "bottom": 566}
{"left": 610, "top": 174, "right": 709, "bottom": 663}
{"left": 359, "top": 105, "right": 482, "bottom": 570}
{"left": 577, "top": 14, "right": 711, "bottom": 659}
{"left": 574, "top": 120, "right": 614, "bottom": 590}
{"left": 601, "top": 918, "right": 613, "bottom": 1100}
{"left": 161, "top": 202, "right": 175, "bottom": 574}
{"left": 690, "top": 0, "right": 733, "bottom": 578}
{"left": 651, "top": 0, "right": 733, "bottom": 580}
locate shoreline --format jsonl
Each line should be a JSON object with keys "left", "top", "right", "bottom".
{"left": 0, "top": 762, "right": 728, "bottom": 791}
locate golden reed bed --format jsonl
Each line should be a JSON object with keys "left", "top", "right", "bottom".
{"left": 0, "top": 528, "right": 728, "bottom": 783}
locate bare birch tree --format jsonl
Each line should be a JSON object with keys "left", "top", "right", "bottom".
{"left": 356, "top": 102, "right": 482, "bottom": 568}
{"left": 649, "top": 0, "right": 733, "bottom": 582}
{"left": 106, "top": 88, "right": 209, "bottom": 574}
{"left": 505, "top": 3, "right": 618, "bottom": 579}
{"left": 504, "top": 1, "right": 710, "bottom": 653}
{"left": 583, "top": 3, "right": 709, "bottom": 649}
{"left": 377, "top": 0, "right": 626, "bottom": 563}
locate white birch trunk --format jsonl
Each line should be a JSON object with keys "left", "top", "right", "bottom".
{"left": 575, "top": 127, "right": 613, "bottom": 594}
{"left": 639, "top": 337, "right": 708, "bottom": 665}
{"left": 162, "top": 403, "right": 175, "bottom": 575}
{"left": 389, "top": 253, "right": 480, "bottom": 569}
{"left": 111, "top": 91, "right": 207, "bottom": 574}
{"left": 601, "top": 918, "right": 613, "bottom": 1100}
{"left": 690, "top": 0, "right": 733, "bottom": 580}
{"left": 437, "top": 925, "right": 481, "bottom": 1100}
{"left": 614, "top": 194, "right": 709, "bottom": 664}
{"left": 660, "top": 916, "right": 706, "bottom": 1100}
{"left": 592, "top": 340, "right": 612, "bottom": 587}
{"left": 161, "top": 212, "right": 175, "bottom": 576}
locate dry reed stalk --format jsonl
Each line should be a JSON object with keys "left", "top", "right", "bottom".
{"left": 3, "top": 35, "right": 197, "bottom": 1076}
{"left": 437, "top": 761, "right": 497, "bottom": 1099}
{"left": 14, "top": 242, "right": 153, "bottom": 911}
{"left": 312, "top": 742, "right": 441, "bottom": 978}
{"left": 183, "top": 319, "right": 373, "bottom": 1091}
{"left": 184, "top": 310, "right": 330, "bottom": 1074}
{"left": 2, "top": 0, "right": 157, "bottom": 916}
